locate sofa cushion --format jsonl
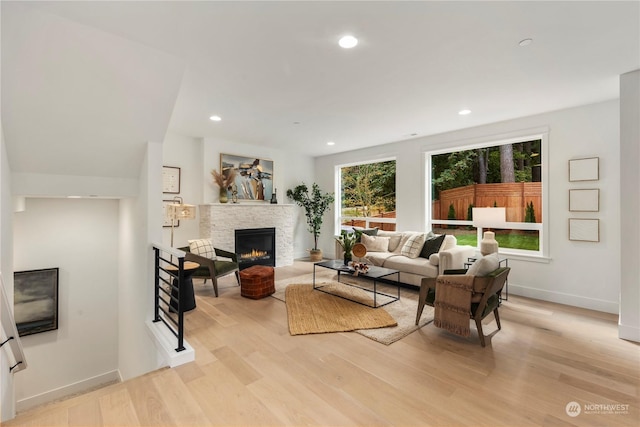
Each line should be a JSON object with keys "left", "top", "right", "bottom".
{"left": 188, "top": 238, "right": 216, "bottom": 260}
{"left": 466, "top": 252, "right": 499, "bottom": 277}
{"left": 361, "top": 234, "right": 390, "bottom": 252}
{"left": 391, "top": 233, "right": 413, "bottom": 254}
{"left": 383, "top": 255, "right": 438, "bottom": 277}
{"left": 353, "top": 227, "right": 378, "bottom": 242}
{"left": 439, "top": 234, "right": 457, "bottom": 252}
{"left": 363, "top": 251, "right": 397, "bottom": 267}
{"left": 401, "top": 233, "right": 426, "bottom": 258}
{"left": 377, "top": 231, "right": 404, "bottom": 252}
{"left": 420, "top": 234, "right": 446, "bottom": 258}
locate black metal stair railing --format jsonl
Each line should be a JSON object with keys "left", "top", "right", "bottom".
{"left": 1, "top": 273, "right": 27, "bottom": 374}
{"left": 152, "top": 246, "right": 187, "bottom": 352}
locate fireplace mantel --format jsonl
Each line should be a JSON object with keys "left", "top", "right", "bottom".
{"left": 199, "top": 204, "right": 295, "bottom": 267}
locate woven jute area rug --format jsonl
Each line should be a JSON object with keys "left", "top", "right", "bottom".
{"left": 274, "top": 272, "right": 435, "bottom": 345}
{"left": 285, "top": 283, "right": 397, "bottom": 335}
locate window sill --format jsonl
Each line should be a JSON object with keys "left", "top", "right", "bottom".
{"left": 498, "top": 251, "right": 551, "bottom": 264}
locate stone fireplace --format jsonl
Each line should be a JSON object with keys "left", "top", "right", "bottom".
{"left": 235, "top": 227, "right": 276, "bottom": 269}
{"left": 199, "top": 204, "right": 295, "bottom": 267}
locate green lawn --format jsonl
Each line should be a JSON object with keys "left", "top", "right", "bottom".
{"left": 455, "top": 233, "right": 539, "bottom": 251}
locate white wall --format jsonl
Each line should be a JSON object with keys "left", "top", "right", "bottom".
{"left": 12, "top": 198, "right": 120, "bottom": 410}
{"left": 118, "top": 142, "right": 165, "bottom": 380}
{"left": 0, "top": 9, "right": 16, "bottom": 416}
{"left": 11, "top": 173, "right": 138, "bottom": 199}
{"left": 1, "top": 120, "right": 17, "bottom": 421}
{"left": 163, "top": 134, "right": 315, "bottom": 260}
{"left": 161, "top": 132, "right": 204, "bottom": 248}
{"left": 619, "top": 70, "right": 640, "bottom": 342}
{"left": 315, "top": 100, "right": 621, "bottom": 314}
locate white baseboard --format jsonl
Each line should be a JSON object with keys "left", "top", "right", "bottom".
{"left": 508, "top": 282, "right": 619, "bottom": 314}
{"left": 16, "top": 370, "right": 120, "bottom": 413}
{"left": 145, "top": 319, "right": 194, "bottom": 368}
{"left": 618, "top": 322, "right": 640, "bottom": 342}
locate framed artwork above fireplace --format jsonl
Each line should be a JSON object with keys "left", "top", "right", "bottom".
{"left": 220, "top": 153, "right": 273, "bottom": 201}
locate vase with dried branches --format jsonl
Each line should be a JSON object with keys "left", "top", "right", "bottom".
{"left": 211, "top": 168, "right": 237, "bottom": 203}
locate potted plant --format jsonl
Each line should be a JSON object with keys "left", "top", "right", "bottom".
{"left": 211, "top": 168, "right": 237, "bottom": 203}
{"left": 286, "top": 183, "right": 334, "bottom": 262}
{"left": 336, "top": 230, "right": 357, "bottom": 265}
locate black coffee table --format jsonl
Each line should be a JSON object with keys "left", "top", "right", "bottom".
{"left": 313, "top": 259, "right": 400, "bottom": 308}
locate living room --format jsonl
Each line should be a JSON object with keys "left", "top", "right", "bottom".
{"left": 1, "top": 1, "right": 639, "bottom": 424}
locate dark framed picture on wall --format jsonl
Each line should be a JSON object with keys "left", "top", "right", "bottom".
{"left": 569, "top": 189, "right": 599, "bottom": 212}
{"left": 163, "top": 200, "right": 179, "bottom": 227}
{"left": 569, "top": 218, "right": 599, "bottom": 242}
{"left": 14, "top": 268, "right": 59, "bottom": 337}
{"left": 569, "top": 157, "right": 599, "bottom": 182}
{"left": 162, "top": 166, "right": 181, "bottom": 194}
{"left": 220, "top": 153, "right": 273, "bottom": 201}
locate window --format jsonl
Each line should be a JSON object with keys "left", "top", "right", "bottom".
{"left": 427, "top": 134, "right": 546, "bottom": 257}
{"left": 337, "top": 159, "right": 396, "bottom": 232}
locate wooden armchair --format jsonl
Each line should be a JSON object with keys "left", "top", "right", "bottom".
{"left": 415, "top": 267, "right": 510, "bottom": 346}
{"left": 178, "top": 246, "right": 241, "bottom": 297}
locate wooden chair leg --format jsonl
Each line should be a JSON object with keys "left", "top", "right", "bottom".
{"left": 234, "top": 271, "right": 241, "bottom": 286}
{"left": 475, "top": 318, "right": 486, "bottom": 347}
{"left": 415, "top": 285, "right": 429, "bottom": 325}
{"left": 211, "top": 276, "right": 219, "bottom": 297}
{"left": 494, "top": 308, "right": 501, "bottom": 330}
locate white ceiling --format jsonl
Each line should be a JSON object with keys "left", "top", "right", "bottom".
{"left": 2, "top": 1, "right": 639, "bottom": 179}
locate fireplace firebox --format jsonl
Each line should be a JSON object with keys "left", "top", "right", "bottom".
{"left": 235, "top": 227, "right": 276, "bottom": 270}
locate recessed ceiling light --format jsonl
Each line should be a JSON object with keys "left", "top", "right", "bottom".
{"left": 327, "top": 141, "right": 335, "bottom": 146}
{"left": 338, "top": 35, "right": 358, "bottom": 49}
{"left": 209, "top": 115, "right": 222, "bottom": 122}
{"left": 518, "top": 38, "right": 533, "bottom": 47}
{"left": 458, "top": 109, "right": 472, "bottom": 115}
{"left": 67, "top": 196, "right": 82, "bottom": 199}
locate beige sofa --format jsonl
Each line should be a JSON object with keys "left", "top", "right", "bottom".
{"left": 336, "top": 230, "right": 476, "bottom": 288}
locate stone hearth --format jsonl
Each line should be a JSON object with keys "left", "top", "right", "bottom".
{"left": 199, "top": 204, "right": 295, "bottom": 267}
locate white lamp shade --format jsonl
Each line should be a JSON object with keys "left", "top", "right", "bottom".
{"left": 472, "top": 207, "right": 506, "bottom": 228}
{"left": 168, "top": 203, "right": 196, "bottom": 220}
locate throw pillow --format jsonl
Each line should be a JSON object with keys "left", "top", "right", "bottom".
{"left": 361, "top": 234, "right": 390, "bottom": 252}
{"left": 188, "top": 238, "right": 216, "bottom": 260}
{"left": 401, "top": 233, "right": 426, "bottom": 259}
{"left": 439, "top": 234, "right": 457, "bottom": 252}
{"left": 386, "top": 233, "right": 403, "bottom": 252}
{"left": 354, "top": 227, "right": 378, "bottom": 242}
{"left": 466, "top": 252, "right": 499, "bottom": 277}
{"left": 419, "top": 234, "right": 446, "bottom": 258}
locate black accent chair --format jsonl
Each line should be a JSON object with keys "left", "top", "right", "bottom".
{"left": 415, "top": 267, "right": 510, "bottom": 347}
{"left": 178, "top": 246, "right": 241, "bottom": 297}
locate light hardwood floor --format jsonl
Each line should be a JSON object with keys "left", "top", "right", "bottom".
{"left": 6, "top": 260, "right": 639, "bottom": 427}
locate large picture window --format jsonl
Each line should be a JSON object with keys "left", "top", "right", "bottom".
{"left": 337, "top": 159, "right": 396, "bottom": 232}
{"left": 427, "top": 134, "right": 546, "bottom": 257}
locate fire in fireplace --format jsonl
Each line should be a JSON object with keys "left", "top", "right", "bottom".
{"left": 235, "top": 227, "right": 276, "bottom": 269}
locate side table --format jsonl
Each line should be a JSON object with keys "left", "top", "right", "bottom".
{"left": 166, "top": 261, "right": 199, "bottom": 312}
{"left": 465, "top": 256, "right": 509, "bottom": 301}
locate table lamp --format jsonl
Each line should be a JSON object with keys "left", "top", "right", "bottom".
{"left": 472, "top": 207, "right": 506, "bottom": 255}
